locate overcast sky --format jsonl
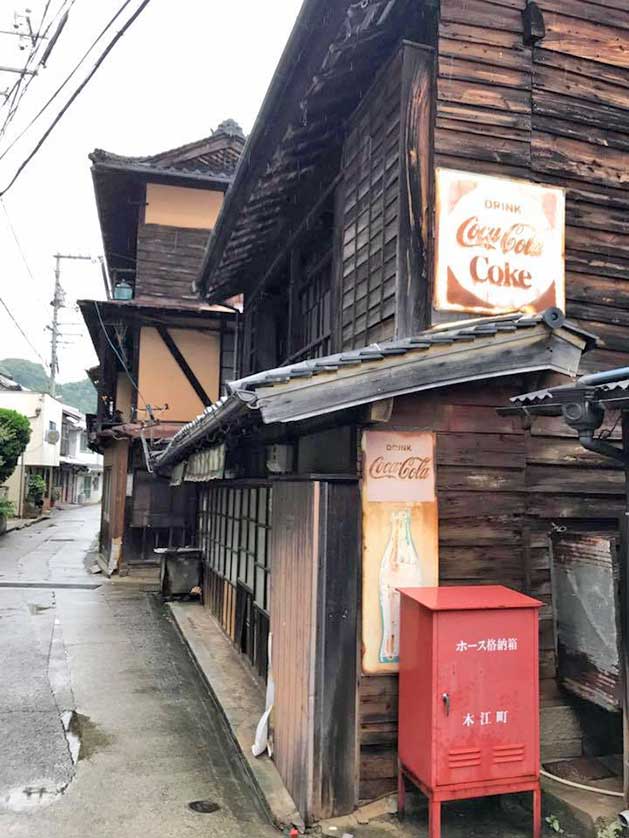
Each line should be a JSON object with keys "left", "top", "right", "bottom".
{"left": 0, "top": 0, "right": 302, "bottom": 382}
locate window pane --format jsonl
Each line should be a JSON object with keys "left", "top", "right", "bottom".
{"left": 257, "top": 526, "right": 267, "bottom": 569}
{"left": 255, "top": 565, "right": 266, "bottom": 608}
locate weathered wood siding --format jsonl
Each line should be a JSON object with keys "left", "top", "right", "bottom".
{"left": 337, "top": 42, "right": 435, "bottom": 350}
{"left": 270, "top": 482, "right": 319, "bottom": 821}
{"left": 270, "top": 480, "right": 360, "bottom": 821}
{"left": 434, "top": 0, "right": 629, "bottom": 371}
{"left": 338, "top": 51, "right": 403, "bottom": 350}
{"left": 135, "top": 223, "right": 210, "bottom": 302}
{"left": 357, "top": 379, "right": 624, "bottom": 799}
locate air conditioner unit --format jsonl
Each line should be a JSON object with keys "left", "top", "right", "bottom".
{"left": 46, "top": 430, "right": 60, "bottom": 444}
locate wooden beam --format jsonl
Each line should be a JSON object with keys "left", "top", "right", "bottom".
{"left": 156, "top": 326, "right": 212, "bottom": 408}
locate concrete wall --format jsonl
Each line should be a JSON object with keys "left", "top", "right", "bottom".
{"left": 144, "top": 183, "right": 223, "bottom": 230}
{"left": 0, "top": 392, "right": 62, "bottom": 468}
{"left": 137, "top": 327, "right": 220, "bottom": 422}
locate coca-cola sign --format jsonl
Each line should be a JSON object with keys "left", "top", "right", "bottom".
{"left": 434, "top": 168, "right": 565, "bottom": 315}
{"left": 364, "top": 431, "right": 435, "bottom": 502}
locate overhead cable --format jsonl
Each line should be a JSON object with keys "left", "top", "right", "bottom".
{"left": 0, "top": 296, "right": 48, "bottom": 367}
{"left": 0, "top": 0, "right": 75, "bottom": 138}
{"left": 93, "top": 299, "right": 148, "bottom": 412}
{"left": 0, "top": 0, "right": 122, "bottom": 153}
{"left": 0, "top": 196, "right": 49, "bottom": 308}
{"left": 0, "top": 0, "right": 154, "bottom": 196}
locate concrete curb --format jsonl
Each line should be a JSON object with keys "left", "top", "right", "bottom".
{"left": 4, "top": 514, "right": 50, "bottom": 534}
{"left": 541, "top": 774, "right": 622, "bottom": 838}
{"left": 167, "top": 601, "right": 303, "bottom": 833}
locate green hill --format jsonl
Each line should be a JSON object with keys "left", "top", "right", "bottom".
{"left": 0, "top": 358, "right": 97, "bottom": 415}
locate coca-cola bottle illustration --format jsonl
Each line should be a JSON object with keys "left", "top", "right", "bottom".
{"left": 379, "top": 510, "right": 422, "bottom": 663}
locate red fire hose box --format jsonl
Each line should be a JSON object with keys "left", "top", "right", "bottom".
{"left": 398, "top": 585, "right": 542, "bottom": 838}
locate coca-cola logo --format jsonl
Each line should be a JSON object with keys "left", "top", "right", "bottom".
{"left": 435, "top": 169, "right": 565, "bottom": 314}
{"left": 368, "top": 456, "right": 432, "bottom": 481}
{"left": 456, "top": 217, "right": 544, "bottom": 258}
{"left": 364, "top": 431, "right": 436, "bottom": 503}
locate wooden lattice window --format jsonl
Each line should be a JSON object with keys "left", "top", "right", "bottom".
{"left": 198, "top": 483, "right": 272, "bottom": 679}
{"left": 339, "top": 49, "right": 402, "bottom": 349}
{"left": 292, "top": 258, "right": 332, "bottom": 362}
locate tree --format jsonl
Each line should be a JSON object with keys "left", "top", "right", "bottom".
{"left": 0, "top": 358, "right": 97, "bottom": 414}
{"left": 0, "top": 408, "right": 31, "bottom": 485}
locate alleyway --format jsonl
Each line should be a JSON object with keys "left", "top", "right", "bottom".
{"left": 0, "top": 505, "right": 557, "bottom": 838}
{"left": 0, "top": 505, "right": 277, "bottom": 838}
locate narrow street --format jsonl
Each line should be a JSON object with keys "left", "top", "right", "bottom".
{"left": 0, "top": 505, "right": 277, "bottom": 838}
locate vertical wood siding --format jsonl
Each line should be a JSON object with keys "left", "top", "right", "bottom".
{"left": 338, "top": 51, "right": 403, "bottom": 349}
{"left": 270, "top": 482, "right": 319, "bottom": 820}
{"left": 269, "top": 481, "right": 361, "bottom": 821}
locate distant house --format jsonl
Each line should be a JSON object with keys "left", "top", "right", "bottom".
{"left": 59, "top": 405, "right": 103, "bottom": 505}
{"left": 0, "top": 372, "right": 22, "bottom": 391}
{"left": 0, "top": 391, "right": 102, "bottom": 516}
{"left": 81, "top": 120, "right": 244, "bottom": 574}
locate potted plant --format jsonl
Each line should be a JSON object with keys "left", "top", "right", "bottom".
{"left": 25, "top": 474, "right": 46, "bottom": 517}
{"left": 0, "top": 496, "right": 14, "bottom": 535}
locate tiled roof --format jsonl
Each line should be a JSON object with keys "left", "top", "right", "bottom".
{"left": 0, "top": 372, "right": 22, "bottom": 390}
{"left": 231, "top": 310, "right": 577, "bottom": 392}
{"left": 90, "top": 120, "right": 245, "bottom": 181}
{"left": 508, "top": 378, "right": 629, "bottom": 408}
{"left": 155, "top": 309, "right": 595, "bottom": 470}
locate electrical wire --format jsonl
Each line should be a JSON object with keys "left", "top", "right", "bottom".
{"left": 0, "top": 0, "right": 74, "bottom": 137}
{"left": 0, "top": 0, "right": 120, "bottom": 153}
{"left": 93, "top": 299, "right": 148, "bottom": 412}
{"left": 0, "top": 0, "right": 151, "bottom": 187}
{"left": 0, "top": 295, "right": 48, "bottom": 367}
{"left": 0, "top": 196, "right": 49, "bottom": 308}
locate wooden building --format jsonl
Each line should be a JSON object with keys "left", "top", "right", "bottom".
{"left": 82, "top": 122, "right": 244, "bottom": 573}
{"left": 156, "top": 0, "right": 629, "bottom": 825}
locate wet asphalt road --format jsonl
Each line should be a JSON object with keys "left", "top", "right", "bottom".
{"left": 0, "top": 505, "right": 277, "bottom": 838}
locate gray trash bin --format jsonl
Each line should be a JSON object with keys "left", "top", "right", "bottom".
{"left": 155, "top": 547, "right": 202, "bottom": 597}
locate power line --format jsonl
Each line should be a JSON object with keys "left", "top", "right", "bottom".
{"left": 93, "top": 299, "right": 148, "bottom": 412}
{"left": 0, "top": 0, "right": 152, "bottom": 190}
{"left": 0, "top": 196, "right": 49, "bottom": 307}
{"left": 0, "top": 0, "right": 72, "bottom": 137}
{"left": 0, "top": 295, "right": 48, "bottom": 367}
{"left": 0, "top": 0, "right": 78, "bottom": 139}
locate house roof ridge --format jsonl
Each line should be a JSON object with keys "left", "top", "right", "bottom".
{"left": 89, "top": 122, "right": 245, "bottom": 169}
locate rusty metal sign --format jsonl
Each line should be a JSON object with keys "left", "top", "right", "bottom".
{"left": 434, "top": 168, "right": 565, "bottom": 316}
{"left": 361, "top": 431, "right": 439, "bottom": 674}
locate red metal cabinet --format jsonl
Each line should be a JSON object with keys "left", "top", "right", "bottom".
{"left": 398, "top": 586, "right": 542, "bottom": 838}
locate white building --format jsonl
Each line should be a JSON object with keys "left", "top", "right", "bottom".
{"left": 59, "top": 404, "right": 103, "bottom": 505}
{"left": 0, "top": 391, "right": 102, "bottom": 517}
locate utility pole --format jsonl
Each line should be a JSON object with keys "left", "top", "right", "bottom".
{"left": 50, "top": 254, "right": 61, "bottom": 397}
{"left": 49, "top": 253, "right": 94, "bottom": 397}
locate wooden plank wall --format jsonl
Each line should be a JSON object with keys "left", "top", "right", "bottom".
{"left": 313, "top": 482, "right": 360, "bottom": 818}
{"left": 338, "top": 50, "right": 403, "bottom": 350}
{"left": 270, "top": 481, "right": 319, "bottom": 822}
{"left": 434, "top": 0, "right": 629, "bottom": 374}
{"left": 135, "top": 223, "right": 210, "bottom": 303}
{"left": 358, "top": 380, "right": 625, "bottom": 800}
